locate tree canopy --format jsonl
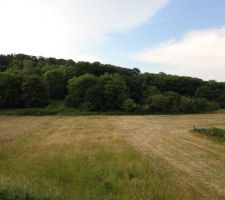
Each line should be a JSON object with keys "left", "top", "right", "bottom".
{"left": 0, "top": 53, "right": 224, "bottom": 113}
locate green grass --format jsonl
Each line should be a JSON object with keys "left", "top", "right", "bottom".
{"left": 193, "top": 127, "right": 225, "bottom": 141}
{"left": 0, "top": 129, "right": 190, "bottom": 200}
{"left": 0, "top": 148, "right": 184, "bottom": 200}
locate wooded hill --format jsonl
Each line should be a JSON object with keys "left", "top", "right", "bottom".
{"left": 0, "top": 54, "right": 224, "bottom": 113}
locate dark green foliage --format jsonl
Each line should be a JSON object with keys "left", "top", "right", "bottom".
{"left": 85, "top": 84, "right": 104, "bottom": 111}
{"left": 0, "top": 53, "right": 224, "bottom": 113}
{"left": 142, "top": 73, "right": 204, "bottom": 96}
{"left": 194, "top": 98, "right": 218, "bottom": 112}
{"left": 66, "top": 74, "right": 98, "bottom": 107}
{"left": 218, "top": 94, "right": 225, "bottom": 108}
{"left": 44, "top": 68, "right": 67, "bottom": 99}
{"left": 143, "top": 86, "right": 161, "bottom": 100}
{"left": 96, "top": 73, "right": 128, "bottom": 111}
{"left": 195, "top": 86, "right": 220, "bottom": 100}
{"left": 146, "top": 94, "right": 170, "bottom": 113}
{"left": 180, "top": 97, "right": 218, "bottom": 113}
{"left": 193, "top": 127, "right": 225, "bottom": 140}
{"left": 164, "top": 91, "right": 181, "bottom": 112}
{"left": 0, "top": 72, "right": 22, "bottom": 108}
{"left": 124, "top": 75, "right": 143, "bottom": 102}
{"left": 22, "top": 75, "right": 50, "bottom": 107}
{"left": 66, "top": 73, "right": 128, "bottom": 111}
{"left": 122, "top": 98, "right": 136, "bottom": 112}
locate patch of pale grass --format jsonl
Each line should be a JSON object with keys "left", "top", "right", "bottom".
{"left": 0, "top": 116, "right": 55, "bottom": 139}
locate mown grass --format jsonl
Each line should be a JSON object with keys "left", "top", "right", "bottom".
{"left": 0, "top": 116, "right": 193, "bottom": 200}
{"left": 193, "top": 127, "right": 225, "bottom": 141}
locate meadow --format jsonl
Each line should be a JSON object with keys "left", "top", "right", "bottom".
{"left": 0, "top": 114, "right": 225, "bottom": 200}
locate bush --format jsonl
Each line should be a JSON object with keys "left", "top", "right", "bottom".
{"left": 22, "top": 75, "right": 50, "bottom": 107}
{"left": 65, "top": 74, "right": 98, "bottom": 107}
{"left": 146, "top": 94, "right": 169, "bottom": 113}
{"left": 180, "top": 96, "right": 197, "bottom": 113}
{"left": 164, "top": 91, "right": 181, "bottom": 112}
{"left": 195, "top": 86, "right": 220, "bottom": 100}
{"left": 80, "top": 101, "right": 95, "bottom": 111}
{"left": 66, "top": 73, "right": 128, "bottom": 111}
{"left": 122, "top": 98, "right": 136, "bottom": 112}
{"left": 180, "top": 97, "right": 218, "bottom": 113}
{"left": 44, "top": 68, "right": 67, "bottom": 99}
{"left": 97, "top": 73, "right": 128, "bottom": 111}
{"left": 0, "top": 72, "right": 22, "bottom": 108}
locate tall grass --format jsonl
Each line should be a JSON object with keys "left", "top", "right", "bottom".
{"left": 0, "top": 132, "right": 189, "bottom": 200}
{"left": 193, "top": 127, "right": 225, "bottom": 140}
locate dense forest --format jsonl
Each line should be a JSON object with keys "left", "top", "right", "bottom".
{"left": 0, "top": 54, "right": 225, "bottom": 114}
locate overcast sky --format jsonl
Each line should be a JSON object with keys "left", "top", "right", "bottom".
{"left": 0, "top": 0, "right": 225, "bottom": 81}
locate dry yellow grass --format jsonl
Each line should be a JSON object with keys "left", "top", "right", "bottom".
{"left": 0, "top": 116, "right": 55, "bottom": 139}
{"left": 0, "top": 114, "right": 225, "bottom": 199}
{"left": 111, "top": 114, "right": 225, "bottom": 198}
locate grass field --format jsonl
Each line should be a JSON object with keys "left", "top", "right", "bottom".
{"left": 0, "top": 114, "right": 225, "bottom": 199}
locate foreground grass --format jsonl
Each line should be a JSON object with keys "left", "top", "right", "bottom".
{"left": 0, "top": 148, "right": 181, "bottom": 200}
{"left": 0, "top": 116, "right": 190, "bottom": 200}
{"left": 193, "top": 127, "right": 225, "bottom": 141}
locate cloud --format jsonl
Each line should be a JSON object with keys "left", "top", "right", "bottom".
{"left": 0, "top": 0, "right": 168, "bottom": 61}
{"left": 133, "top": 26, "right": 225, "bottom": 81}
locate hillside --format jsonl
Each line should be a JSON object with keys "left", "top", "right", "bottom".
{"left": 1, "top": 54, "right": 225, "bottom": 114}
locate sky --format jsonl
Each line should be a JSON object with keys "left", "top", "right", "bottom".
{"left": 0, "top": 0, "right": 225, "bottom": 81}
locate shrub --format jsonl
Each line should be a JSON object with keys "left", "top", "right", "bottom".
{"left": 0, "top": 72, "right": 22, "bottom": 108}
{"left": 164, "top": 91, "right": 181, "bottom": 112}
{"left": 180, "top": 96, "right": 197, "bottom": 113}
{"left": 195, "top": 86, "right": 220, "bottom": 100}
{"left": 180, "top": 97, "right": 218, "bottom": 113}
{"left": 44, "top": 68, "right": 67, "bottom": 99}
{"left": 146, "top": 94, "right": 169, "bottom": 113}
{"left": 80, "top": 101, "right": 95, "bottom": 111}
{"left": 193, "top": 127, "right": 225, "bottom": 140}
{"left": 65, "top": 74, "right": 98, "bottom": 107}
{"left": 22, "top": 75, "right": 50, "bottom": 107}
{"left": 122, "top": 98, "right": 136, "bottom": 112}
{"left": 98, "top": 73, "right": 128, "bottom": 111}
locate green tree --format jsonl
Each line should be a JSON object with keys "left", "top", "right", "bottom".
{"left": 98, "top": 73, "right": 128, "bottom": 110}
{"left": 85, "top": 84, "right": 104, "bottom": 111}
{"left": 22, "top": 75, "right": 50, "bottom": 107}
{"left": 65, "top": 74, "right": 98, "bottom": 107}
{"left": 164, "top": 91, "right": 181, "bottom": 112}
{"left": 0, "top": 72, "right": 22, "bottom": 108}
{"left": 180, "top": 97, "right": 197, "bottom": 113}
{"left": 195, "top": 86, "right": 220, "bottom": 100}
{"left": 147, "top": 94, "right": 169, "bottom": 112}
{"left": 44, "top": 68, "right": 67, "bottom": 99}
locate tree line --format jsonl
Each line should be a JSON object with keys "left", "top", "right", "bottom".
{"left": 0, "top": 54, "right": 224, "bottom": 113}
